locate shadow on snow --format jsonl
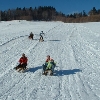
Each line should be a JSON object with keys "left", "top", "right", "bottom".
{"left": 48, "top": 40, "right": 61, "bottom": 41}
{"left": 26, "top": 66, "right": 42, "bottom": 73}
{"left": 44, "top": 40, "right": 61, "bottom": 42}
{"left": 54, "top": 69, "right": 82, "bottom": 76}
{"left": 26, "top": 66, "right": 82, "bottom": 76}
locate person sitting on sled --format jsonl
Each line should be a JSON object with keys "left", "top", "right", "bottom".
{"left": 29, "top": 32, "right": 34, "bottom": 40}
{"left": 42, "top": 55, "right": 56, "bottom": 75}
{"left": 15, "top": 53, "right": 28, "bottom": 71}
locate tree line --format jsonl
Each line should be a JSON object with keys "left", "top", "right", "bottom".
{"left": 0, "top": 6, "right": 100, "bottom": 22}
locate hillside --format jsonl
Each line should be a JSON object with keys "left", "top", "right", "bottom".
{"left": 0, "top": 20, "right": 100, "bottom": 100}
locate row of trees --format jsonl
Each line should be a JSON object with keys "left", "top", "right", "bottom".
{"left": 65, "top": 7, "right": 100, "bottom": 23}
{"left": 0, "top": 6, "right": 65, "bottom": 21}
{"left": 0, "top": 6, "right": 100, "bottom": 22}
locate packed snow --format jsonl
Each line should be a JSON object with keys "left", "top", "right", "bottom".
{"left": 0, "top": 20, "right": 100, "bottom": 100}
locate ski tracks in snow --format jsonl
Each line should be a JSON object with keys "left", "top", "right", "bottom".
{"left": 0, "top": 22, "right": 63, "bottom": 100}
{"left": 69, "top": 24, "right": 100, "bottom": 100}
{"left": 0, "top": 21, "right": 100, "bottom": 100}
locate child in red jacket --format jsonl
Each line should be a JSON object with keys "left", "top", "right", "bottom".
{"left": 15, "top": 53, "right": 28, "bottom": 71}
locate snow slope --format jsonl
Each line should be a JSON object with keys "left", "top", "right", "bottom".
{"left": 0, "top": 20, "right": 100, "bottom": 100}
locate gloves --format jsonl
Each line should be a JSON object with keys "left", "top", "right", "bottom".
{"left": 21, "top": 63, "right": 23, "bottom": 65}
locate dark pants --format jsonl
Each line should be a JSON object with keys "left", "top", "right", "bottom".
{"left": 16, "top": 63, "right": 27, "bottom": 70}
{"left": 42, "top": 63, "right": 47, "bottom": 73}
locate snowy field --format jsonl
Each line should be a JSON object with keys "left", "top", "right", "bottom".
{"left": 0, "top": 20, "right": 100, "bottom": 100}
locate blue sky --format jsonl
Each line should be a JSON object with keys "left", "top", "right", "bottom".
{"left": 0, "top": 0, "right": 100, "bottom": 15}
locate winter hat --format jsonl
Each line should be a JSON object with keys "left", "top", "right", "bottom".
{"left": 47, "top": 55, "right": 50, "bottom": 57}
{"left": 22, "top": 53, "right": 25, "bottom": 56}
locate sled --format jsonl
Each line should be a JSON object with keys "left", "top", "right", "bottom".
{"left": 21, "top": 68, "right": 29, "bottom": 73}
{"left": 39, "top": 35, "right": 44, "bottom": 42}
{"left": 14, "top": 67, "right": 29, "bottom": 73}
{"left": 39, "top": 39, "right": 44, "bottom": 42}
{"left": 28, "top": 36, "right": 33, "bottom": 40}
{"left": 42, "top": 69, "right": 53, "bottom": 76}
